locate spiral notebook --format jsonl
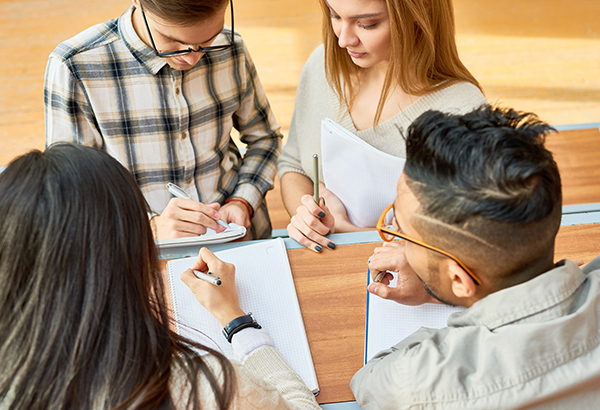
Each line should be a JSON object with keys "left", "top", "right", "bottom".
{"left": 167, "top": 238, "right": 319, "bottom": 393}
{"left": 156, "top": 223, "right": 247, "bottom": 248}
{"left": 365, "top": 271, "right": 464, "bottom": 363}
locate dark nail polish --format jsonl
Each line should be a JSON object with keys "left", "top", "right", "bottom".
{"left": 327, "top": 242, "right": 336, "bottom": 249}
{"left": 318, "top": 212, "right": 326, "bottom": 218}
{"left": 315, "top": 245, "right": 323, "bottom": 252}
{"left": 322, "top": 198, "right": 326, "bottom": 206}
{"left": 327, "top": 229, "right": 332, "bottom": 235}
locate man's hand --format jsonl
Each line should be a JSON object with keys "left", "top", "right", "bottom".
{"left": 219, "top": 199, "right": 252, "bottom": 230}
{"left": 151, "top": 198, "right": 225, "bottom": 240}
{"left": 180, "top": 248, "right": 245, "bottom": 326}
{"left": 368, "top": 241, "right": 438, "bottom": 306}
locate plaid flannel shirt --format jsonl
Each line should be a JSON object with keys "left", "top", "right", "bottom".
{"left": 44, "top": 7, "right": 282, "bottom": 239}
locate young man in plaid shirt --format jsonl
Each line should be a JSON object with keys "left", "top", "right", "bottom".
{"left": 45, "top": 0, "right": 281, "bottom": 240}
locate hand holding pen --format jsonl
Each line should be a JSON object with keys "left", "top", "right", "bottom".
{"left": 286, "top": 154, "right": 337, "bottom": 253}
{"left": 180, "top": 248, "right": 246, "bottom": 326}
{"left": 151, "top": 182, "right": 229, "bottom": 240}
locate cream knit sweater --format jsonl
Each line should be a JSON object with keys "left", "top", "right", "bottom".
{"left": 278, "top": 45, "right": 488, "bottom": 182}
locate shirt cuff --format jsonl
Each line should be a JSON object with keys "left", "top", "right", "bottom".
{"left": 231, "top": 183, "right": 263, "bottom": 213}
{"left": 231, "top": 327, "right": 275, "bottom": 363}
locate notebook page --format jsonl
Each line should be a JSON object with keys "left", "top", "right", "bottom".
{"left": 365, "top": 272, "right": 464, "bottom": 363}
{"left": 156, "top": 223, "right": 246, "bottom": 248}
{"left": 167, "top": 238, "right": 319, "bottom": 393}
{"left": 321, "top": 118, "right": 405, "bottom": 227}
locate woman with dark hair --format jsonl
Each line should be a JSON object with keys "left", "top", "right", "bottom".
{"left": 0, "top": 144, "right": 319, "bottom": 409}
{"left": 278, "top": 0, "right": 487, "bottom": 252}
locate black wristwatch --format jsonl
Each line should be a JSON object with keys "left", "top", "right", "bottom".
{"left": 222, "top": 312, "right": 262, "bottom": 343}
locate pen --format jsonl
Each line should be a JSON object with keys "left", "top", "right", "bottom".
{"left": 193, "top": 270, "right": 222, "bottom": 286}
{"left": 166, "top": 182, "right": 230, "bottom": 229}
{"left": 313, "top": 154, "right": 319, "bottom": 205}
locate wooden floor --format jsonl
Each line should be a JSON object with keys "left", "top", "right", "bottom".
{"left": 1, "top": 0, "right": 599, "bottom": 229}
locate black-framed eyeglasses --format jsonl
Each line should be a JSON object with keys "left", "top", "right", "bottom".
{"left": 140, "top": 0, "right": 234, "bottom": 57}
{"left": 376, "top": 204, "right": 482, "bottom": 286}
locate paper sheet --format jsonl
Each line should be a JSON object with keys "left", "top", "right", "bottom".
{"left": 156, "top": 223, "right": 246, "bottom": 248}
{"left": 167, "top": 238, "right": 319, "bottom": 393}
{"left": 365, "top": 271, "right": 464, "bottom": 363}
{"left": 321, "top": 118, "right": 406, "bottom": 227}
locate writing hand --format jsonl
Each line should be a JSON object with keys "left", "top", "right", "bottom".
{"left": 368, "top": 241, "right": 438, "bottom": 306}
{"left": 151, "top": 198, "right": 226, "bottom": 240}
{"left": 180, "top": 248, "right": 245, "bottom": 326}
{"left": 287, "top": 193, "right": 336, "bottom": 253}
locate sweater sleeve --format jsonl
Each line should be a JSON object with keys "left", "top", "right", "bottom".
{"left": 230, "top": 347, "right": 320, "bottom": 409}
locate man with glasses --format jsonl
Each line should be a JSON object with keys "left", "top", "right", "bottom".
{"left": 45, "top": 0, "right": 281, "bottom": 240}
{"left": 351, "top": 106, "right": 600, "bottom": 408}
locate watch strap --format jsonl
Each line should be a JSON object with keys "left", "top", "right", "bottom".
{"left": 222, "top": 313, "right": 261, "bottom": 343}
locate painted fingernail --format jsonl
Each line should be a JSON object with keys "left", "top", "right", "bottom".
{"left": 323, "top": 198, "right": 326, "bottom": 206}
{"left": 327, "top": 242, "right": 336, "bottom": 249}
{"left": 318, "top": 212, "right": 326, "bottom": 218}
{"left": 327, "top": 229, "right": 332, "bottom": 235}
{"left": 315, "top": 245, "right": 323, "bottom": 252}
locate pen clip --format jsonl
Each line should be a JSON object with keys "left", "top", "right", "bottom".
{"left": 207, "top": 271, "right": 222, "bottom": 280}
{"left": 167, "top": 182, "right": 191, "bottom": 200}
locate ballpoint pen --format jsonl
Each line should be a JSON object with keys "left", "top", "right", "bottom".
{"left": 166, "top": 182, "right": 230, "bottom": 229}
{"left": 193, "top": 270, "right": 222, "bottom": 286}
{"left": 313, "top": 154, "right": 319, "bottom": 205}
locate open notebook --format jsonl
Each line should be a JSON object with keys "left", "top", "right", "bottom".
{"left": 321, "top": 118, "right": 406, "bottom": 228}
{"left": 365, "top": 271, "right": 464, "bottom": 363}
{"left": 167, "top": 238, "right": 319, "bottom": 394}
{"left": 156, "top": 223, "right": 246, "bottom": 248}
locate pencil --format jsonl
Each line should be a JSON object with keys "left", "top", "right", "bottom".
{"left": 313, "top": 154, "right": 319, "bottom": 204}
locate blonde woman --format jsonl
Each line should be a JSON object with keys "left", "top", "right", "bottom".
{"left": 278, "top": 0, "right": 487, "bottom": 251}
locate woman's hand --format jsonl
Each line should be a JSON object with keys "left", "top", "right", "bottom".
{"left": 287, "top": 190, "right": 337, "bottom": 253}
{"left": 180, "top": 247, "right": 245, "bottom": 326}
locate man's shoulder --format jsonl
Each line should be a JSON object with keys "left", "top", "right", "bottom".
{"left": 50, "top": 17, "right": 121, "bottom": 63}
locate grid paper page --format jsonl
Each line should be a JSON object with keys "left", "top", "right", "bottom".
{"left": 167, "top": 238, "right": 319, "bottom": 393}
{"left": 365, "top": 272, "right": 464, "bottom": 363}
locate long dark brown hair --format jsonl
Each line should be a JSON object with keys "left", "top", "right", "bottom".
{"left": 320, "top": 0, "right": 482, "bottom": 126}
{"left": 0, "top": 143, "right": 235, "bottom": 409}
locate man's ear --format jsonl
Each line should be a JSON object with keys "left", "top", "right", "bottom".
{"left": 447, "top": 261, "right": 477, "bottom": 299}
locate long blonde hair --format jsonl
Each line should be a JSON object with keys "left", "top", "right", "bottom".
{"left": 319, "top": 0, "right": 482, "bottom": 125}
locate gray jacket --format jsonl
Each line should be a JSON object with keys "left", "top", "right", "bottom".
{"left": 351, "top": 256, "right": 600, "bottom": 409}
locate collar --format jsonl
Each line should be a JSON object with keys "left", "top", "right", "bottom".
{"left": 449, "top": 259, "right": 587, "bottom": 330}
{"left": 119, "top": 6, "right": 168, "bottom": 75}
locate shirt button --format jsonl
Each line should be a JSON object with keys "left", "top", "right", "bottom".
{"left": 186, "top": 179, "right": 192, "bottom": 185}
{"left": 175, "top": 88, "right": 180, "bottom": 95}
{"left": 181, "top": 131, "right": 187, "bottom": 139}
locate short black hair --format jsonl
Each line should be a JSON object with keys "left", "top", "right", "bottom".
{"left": 405, "top": 105, "right": 561, "bottom": 225}
{"left": 403, "top": 105, "right": 562, "bottom": 285}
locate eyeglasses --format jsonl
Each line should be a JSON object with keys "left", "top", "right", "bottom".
{"left": 140, "top": 0, "right": 235, "bottom": 58}
{"left": 376, "top": 204, "right": 481, "bottom": 286}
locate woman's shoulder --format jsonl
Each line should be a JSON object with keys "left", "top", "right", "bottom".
{"left": 414, "top": 81, "right": 488, "bottom": 115}
{"left": 303, "top": 44, "right": 325, "bottom": 69}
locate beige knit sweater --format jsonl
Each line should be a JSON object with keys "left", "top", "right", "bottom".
{"left": 170, "top": 347, "right": 320, "bottom": 409}
{"left": 278, "top": 45, "right": 488, "bottom": 182}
